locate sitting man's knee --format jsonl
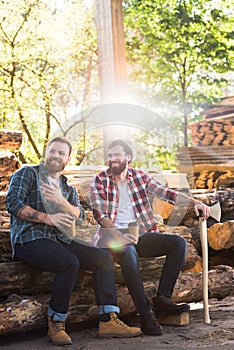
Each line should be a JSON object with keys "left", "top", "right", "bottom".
{"left": 174, "top": 235, "right": 187, "bottom": 250}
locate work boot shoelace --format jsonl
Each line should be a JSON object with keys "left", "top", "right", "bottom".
{"left": 111, "top": 314, "right": 127, "bottom": 327}
{"left": 50, "top": 320, "right": 65, "bottom": 333}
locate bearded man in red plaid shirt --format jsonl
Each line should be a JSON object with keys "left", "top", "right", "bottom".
{"left": 89, "top": 139, "right": 210, "bottom": 336}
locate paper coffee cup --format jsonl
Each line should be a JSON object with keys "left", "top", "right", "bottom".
{"left": 128, "top": 221, "right": 139, "bottom": 240}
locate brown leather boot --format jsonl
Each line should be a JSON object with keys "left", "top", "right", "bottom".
{"left": 153, "top": 294, "right": 190, "bottom": 316}
{"left": 98, "top": 312, "right": 142, "bottom": 338}
{"left": 140, "top": 309, "right": 163, "bottom": 335}
{"left": 47, "top": 316, "right": 72, "bottom": 345}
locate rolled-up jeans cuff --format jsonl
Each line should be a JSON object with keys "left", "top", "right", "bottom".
{"left": 47, "top": 306, "right": 68, "bottom": 321}
{"left": 97, "top": 305, "right": 120, "bottom": 315}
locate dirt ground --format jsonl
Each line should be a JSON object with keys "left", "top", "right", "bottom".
{"left": 0, "top": 297, "right": 233, "bottom": 350}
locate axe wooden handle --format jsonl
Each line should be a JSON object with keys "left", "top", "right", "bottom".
{"left": 199, "top": 217, "right": 211, "bottom": 324}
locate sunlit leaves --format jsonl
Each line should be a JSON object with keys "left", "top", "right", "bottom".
{"left": 124, "top": 0, "right": 234, "bottom": 139}
{"left": 0, "top": 0, "right": 97, "bottom": 162}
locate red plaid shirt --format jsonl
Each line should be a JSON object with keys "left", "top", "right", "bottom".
{"left": 89, "top": 168, "right": 178, "bottom": 245}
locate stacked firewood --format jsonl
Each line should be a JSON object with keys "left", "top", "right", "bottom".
{"left": 153, "top": 188, "right": 234, "bottom": 269}
{"left": 0, "top": 130, "right": 22, "bottom": 151}
{"left": 0, "top": 130, "right": 233, "bottom": 335}
{"left": 192, "top": 170, "right": 234, "bottom": 190}
{"left": 0, "top": 131, "right": 22, "bottom": 213}
{"left": 1, "top": 208, "right": 234, "bottom": 335}
{"left": 0, "top": 152, "right": 21, "bottom": 191}
{"left": 176, "top": 98, "right": 234, "bottom": 189}
{"left": 176, "top": 146, "right": 234, "bottom": 189}
{"left": 188, "top": 119, "right": 234, "bottom": 146}
{"left": 1, "top": 184, "right": 234, "bottom": 334}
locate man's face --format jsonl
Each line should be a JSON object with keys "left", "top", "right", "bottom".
{"left": 45, "top": 141, "right": 71, "bottom": 174}
{"left": 107, "top": 145, "right": 130, "bottom": 175}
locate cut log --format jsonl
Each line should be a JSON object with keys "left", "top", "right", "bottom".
{"left": 0, "top": 212, "right": 11, "bottom": 262}
{"left": 0, "top": 192, "right": 7, "bottom": 211}
{"left": 188, "top": 120, "right": 234, "bottom": 147}
{"left": 157, "top": 312, "right": 190, "bottom": 326}
{"left": 208, "top": 221, "right": 234, "bottom": 250}
{"left": 0, "top": 265, "right": 233, "bottom": 334}
{"left": 0, "top": 152, "right": 21, "bottom": 191}
{"left": 0, "top": 211, "right": 10, "bottom": 227}
{"left": 172, "top": 265, "right": 234, "bottom": 302}
{"left": 209, "top": 250, "right": 234, "bottom": 268}
{"left": 0, "top": 130, "right": 22, "bottom": 150}
{"left": 153, "top": 197, "right": 173, "bottom": 219}
{"left": 176, "top": 145, "right": 234, "bottom": 188}
{"left": 0, "top": 229, "right": 12, "bottom": 262}
{"left": 0, "top": 240, "right": 198, "bottom": 298}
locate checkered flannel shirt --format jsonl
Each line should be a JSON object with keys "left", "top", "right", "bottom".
{"left": 89, "top": 167, "right": 178, "bottom": 245}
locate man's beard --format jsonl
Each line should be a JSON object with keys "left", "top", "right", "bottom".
{"left": 45, "top": 158, "right": 65, "bottom": 173}
{"left": 109, "top": 159, "right": 127, "bottom": 176}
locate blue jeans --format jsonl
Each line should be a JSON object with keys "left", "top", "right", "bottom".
{"left": 107, "top": 232, "right": 187, "bottom": 315}
{"left": 15, "top": 238, "right": 119, "bottom": 321}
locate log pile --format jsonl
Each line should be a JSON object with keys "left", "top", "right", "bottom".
{"left": 0, "top": 152, "right": 21, "bottom": 192}
{"left": 176, "top": 146, "right": 234, "bottom": 189}
{"left": 0, "top": 265, "right": 233, "bottom": 335}
{"left": 0, "top": 130, "right": 233, "bottom": 335}
{"left": 0, "top": 130, "right": 22, "bottom": 151}
{"left": 188, "top": 119, "right": 234, "bottom": 146}
{"left": 155, "top": 188, "right": 234, "bottom": 269}
{"left": 176, "top": 96, "right": 234, "bottom": 189}
{"left": 1, "top": 198, "right": 234, "bottom": 334}
{"left": 0, "top": 130, "right": 22, "bottom": 205}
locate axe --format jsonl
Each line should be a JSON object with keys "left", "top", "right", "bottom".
{"left": 199, "top": 201, "right": 221, "bottom": 324}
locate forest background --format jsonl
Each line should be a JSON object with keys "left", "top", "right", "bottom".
{"left": 1, "top": 0, "right": 234, "bottom": 170}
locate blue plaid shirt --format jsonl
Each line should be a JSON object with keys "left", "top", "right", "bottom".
{"left": 6, "top": 163, "right": 85, "bottom": 256}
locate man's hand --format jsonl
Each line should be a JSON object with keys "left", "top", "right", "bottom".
{"left": 98, "top": 228, "right": 138, "bottom": 248}
{"left": 41, "top": 182, "right": 80, "bottom": 219}
{"left": 193, "top": 200, "right": 210, "bottom": 221}
{"left": 41, "top": 183, "right": 66, "bottom": 206}
{"left": 47, "top": 212, "right": 75, "bottom": 233}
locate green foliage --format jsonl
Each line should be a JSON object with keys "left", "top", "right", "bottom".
{"left": 124, "top": 0, "right": 234, "bottom": 144}
{"left": 128, "top": 127, "right": 181, "bottom": 170}
{"left": 1, "top": 0, "right": 234, "bottom": 167}
{"left": 0, "top": 0, "right": 98, "bottom": 162}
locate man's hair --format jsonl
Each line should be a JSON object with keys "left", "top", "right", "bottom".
{"left": 107, "top": 139, "right": 133, "bottom": 162}
{"left": 47, "top": 136, "right": 72, "bottom": 156}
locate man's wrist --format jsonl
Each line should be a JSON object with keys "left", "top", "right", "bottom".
{"left": 38, "top": 212, "right": 52, "bottom": 225}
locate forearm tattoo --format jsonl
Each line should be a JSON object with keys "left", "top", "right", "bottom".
{"left": 27, "top": 211, "right": 39, "bottom": 221}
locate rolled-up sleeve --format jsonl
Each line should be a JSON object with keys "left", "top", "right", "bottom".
{"left": 6, "top": 166, "right": 35, "bottom": 215}
{"left": 67, "top": 185, "right": 85, "bottom": 224}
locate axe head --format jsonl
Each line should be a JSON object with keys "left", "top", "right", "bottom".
{"left": 209, "top": 201, "right": 221, "bottom": 222}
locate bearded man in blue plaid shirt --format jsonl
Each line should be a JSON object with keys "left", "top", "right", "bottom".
{"left": 89, "top": 139, "right": 210, "bottom": 336}
{"left": 6, "top": 136, "right": 142, "bottom": 345}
